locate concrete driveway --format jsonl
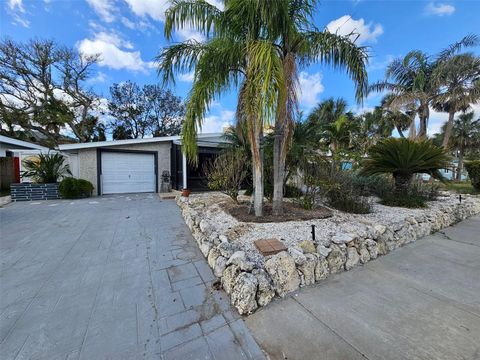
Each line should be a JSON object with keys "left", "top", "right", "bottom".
{"left": 246, "top": 216, "right": 480, "bottom": 360}
{"left": 0, "top": 194, "right": 264, "bottom": 360}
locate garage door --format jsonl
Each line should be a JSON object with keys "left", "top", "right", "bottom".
{"left": 101, "top": 152, "right": 156, "bottom": 194}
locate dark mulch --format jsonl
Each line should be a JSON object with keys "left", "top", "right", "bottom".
{"left": 222, "top": 201, "right": 332, "bottom": 223}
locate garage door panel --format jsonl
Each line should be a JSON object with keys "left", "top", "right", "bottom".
{"left": 101, "top": 152, "right": 156, "bottom": 194}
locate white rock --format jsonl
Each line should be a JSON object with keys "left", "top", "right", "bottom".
{"left": 218, "top": 242, "right": 240, "bottom": 258}
{"left": 358, "top": 246, "right": 370, "bottom": 264}
{"left": 327, "top": 244, "right": 346, "bottom": 273}
{"left": 365, "top": 239, "right": 378, "bottom": 259}
{"left": 288, "top": 247, "right": 307, "bottom": 265}
{"left": 253, "top": 269, "right": 275, "bottom": 307}
{"left": 297, "top": 254, "right": 317, "bottom": 286}
{"left": 231, "top": 272, "right": 258, "bottom": 315}
{"left": 315, "top": 257, "right": 330, "bottom": 281}
{"left": 316, "top": 245, "right": 332, "bottom": 258}
{"left": 222, "top": 265, "right": 240, "bottom": 294}
{"left": 345, "top": 247, "right": 360, "bottom": 270}
{"left": 219, "top": 234, "right": 229, "bottom": 243}
{"left": 374, "top": 224, "right": 386, "bottom": 235}
{"left": 207, "top": 247, "right": 221, "bottom": 268}
{"left": 227, "top": 251, "right": 255, "bottom": 271}
{"left": 265, "top": 252, "right": 300, "bottom": 297}
{"left": 331, "top": 233, "right": 356, "bottom": 244}
{"left": 214, "top": 256, "right": 227, "bottom": 277}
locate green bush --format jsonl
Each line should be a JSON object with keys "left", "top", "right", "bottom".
{"left": 326, "top": 187, "right": 372, "bottom": 214}
{"left": 464, "top": 160, "right": 480, "bottom": 190}
{"left": 22, "top": 152, "right": 71, "bottom": 183}
{"left": 380, "top": 194, "right": 427, "bottom": 208}
{"left": 59, "top": 177, "right": 94, "bottom": 199}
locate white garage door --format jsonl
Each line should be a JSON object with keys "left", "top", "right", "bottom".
{"left": 101, "top": 152, "right": 156, "bottom": 194}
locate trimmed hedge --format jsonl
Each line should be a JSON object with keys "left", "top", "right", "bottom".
{"left": 59, "top": 177, "right": 94, "bottom": 199}
{"left": 465, "top": 160, "right": 480, "bottom": 191}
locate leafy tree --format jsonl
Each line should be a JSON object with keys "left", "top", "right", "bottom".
{"left": 432, "top": 53, "right": 480, "bottom": 148}
{"left": 108, "top": 82, "right": 185, "bottom": 138}
{"left": 144, "top": 86, "right": 185, "bottom": 136}
{"left": 112, "top": 124, "right": 134, "bottom": 140}
{"left": 0, "top": 38, "right": 101, "bottom": 145}
{"left": 108, "top": 81, "right": 149, "bottom": 139}
{"left": 360, "top": 138, "right": 450, "bottom": 195}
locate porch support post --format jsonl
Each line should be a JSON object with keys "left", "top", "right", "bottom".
{"left": 182, "top": 153, "right": 187, "bottom": 189}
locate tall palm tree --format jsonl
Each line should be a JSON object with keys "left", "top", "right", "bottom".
{"left": 370, "top": 35, "right": 478, "bottom": 139}
{"left": 369, "top": 51, "right": 434, "bottom": 139}
{"left": 432, "top": 53, "right": 480, "bottom": 148}
{"left": 441, "top": 112, "right": 480, "bottom": 180}
{"left": 157, "top": 0, "right": 284, "bottom": 216}
{"left": 268, "top": 2, "right": 368, "bottom": 214}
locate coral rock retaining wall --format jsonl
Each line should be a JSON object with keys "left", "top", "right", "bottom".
{"left": 177, "top": 194, "right": 480, "bottom": 315}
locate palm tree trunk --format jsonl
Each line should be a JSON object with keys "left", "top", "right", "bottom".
{"left": 250, "top": 128, "right": 264, "bottom": 217}
{"left": 408, "top": 117, "right": 416, "bottom": 139}
{"left": 456, "top": 147, "right": 464, "bottom": 181}
{"left": 442, "top": 110, "right": 455, "bottom": 148}
{"left": 393, "top": 173, "right": 413, "bottom": 195}
{"left": 272, "top": 132, "right": 286, "bottom": 215}
{"left": 396, "top": 124, "right": 405, "bottom": 138}
{"left": 418, "top": 115, "right": 427, "bottom": 139}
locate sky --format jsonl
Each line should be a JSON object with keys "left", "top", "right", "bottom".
{"left": 1, "top": 0, "right": 480, "bottom": 136}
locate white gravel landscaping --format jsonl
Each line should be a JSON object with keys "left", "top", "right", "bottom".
{"left": 177, "top": 192, "right": 480, "bottom": 315}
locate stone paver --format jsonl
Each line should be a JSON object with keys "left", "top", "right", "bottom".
{"left": 245, "top": 216, "right": 480, "bottom": 360}
{"left": 0, "top": 194, "right": 265, "bottom": 360}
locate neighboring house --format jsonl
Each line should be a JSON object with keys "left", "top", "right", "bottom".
{"left": 58, "top": 133, "right": 226, "bottom": 195}
{"left": 0, "top": 135, "right": 50, "bottom": 190}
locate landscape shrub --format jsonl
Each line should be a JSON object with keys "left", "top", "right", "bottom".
{"left": 204, "top": 150, "right": 249, "bottom": 203}
{"left": 296, "top": 159, "right": 372, "bottom": 213}
{"left": 59, "top": 177, "right": 94, "bottom": 199}
{"left": 21, "top": 152, "right": 71, "bottom": 183}
{"left": 464, "top": 160, "right": 480, "bottom": 190}
{"left": 379, "top": 180, "right": 439, "bottom": 208}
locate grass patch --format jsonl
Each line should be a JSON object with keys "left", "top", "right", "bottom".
{"left": 440, "top": 182, "right": 479, "bottom": 195}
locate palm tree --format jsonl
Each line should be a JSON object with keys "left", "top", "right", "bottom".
{"left": 360, "top": 138, "right": 449, "bottom": 194}
{"left": 370, "top": 35, "right": 479, "bottom": 139}
{"left": 157, "top": 0, "right": 284, "bottom": 216}
{"left": 369, "top": 51, "right": 434, "bottom": 139}
{"left": 442, "top": 112, "right": 480, "bottom": 180}
{"left": 268, "top": 3, "right": 368, "bottom": 214}
{"left": 432, "top": 53, "right": 480, "bottom": 148}
{"left": 306, "top": 98, "right": 356, "bottom": 156}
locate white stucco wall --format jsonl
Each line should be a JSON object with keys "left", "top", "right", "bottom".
{"left": 75, "top": 142, "right": 172, "bottom": 195}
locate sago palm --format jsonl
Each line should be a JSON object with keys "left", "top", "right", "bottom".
{"left": 22, "top": 152, "right": 71, "bottom": 183}
{"left": 360, "top": 138, "right": 450, "bottom": 194}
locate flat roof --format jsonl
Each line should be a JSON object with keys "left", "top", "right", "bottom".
{"left": 0, "top": 135, "right": 50, "bottom": 151}
{"left": 58, "top": 133, "right": 225, "bottom": 151}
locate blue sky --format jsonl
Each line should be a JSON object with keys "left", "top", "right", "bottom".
{"left": 2, "top": 0, "right": 479, "bottom": 135}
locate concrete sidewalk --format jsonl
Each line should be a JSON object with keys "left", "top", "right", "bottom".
{"left": 246, "top": 216, "right": 480, "bottom": 360}
{"left": 0, "top": 194, "right": 264, "bottom": 360}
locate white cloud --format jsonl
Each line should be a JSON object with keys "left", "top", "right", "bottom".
{"left": 86, "top": 0, "right": 116, "bottom": 22}
{"left": 8, "top": 0, "right": 24, "bottom": 12}
{"left": 176, "top": 27, "right": 206, "bottom": 42}
{"left": 298, "top": 71, "right": 324, "bottom": 109}
{"left": 179, "top": 72, "right": 195, "bottom": 82}
{"left": 200, "top": 109, "right": 234, "bottom": 134}
{"left": 425, "top": 2, "right": 455, "bottom": 16}
{"left": 7, "top": 0, "right": 30, "bottom": 27}
{"left": 123, "top": 0, "right": 169, "bottom": 21}
{"left": 326, "top": 15, "right": 383, "bottom": 45}
{"left": 77, "top": 32, "right": 154, "bottom": 72}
